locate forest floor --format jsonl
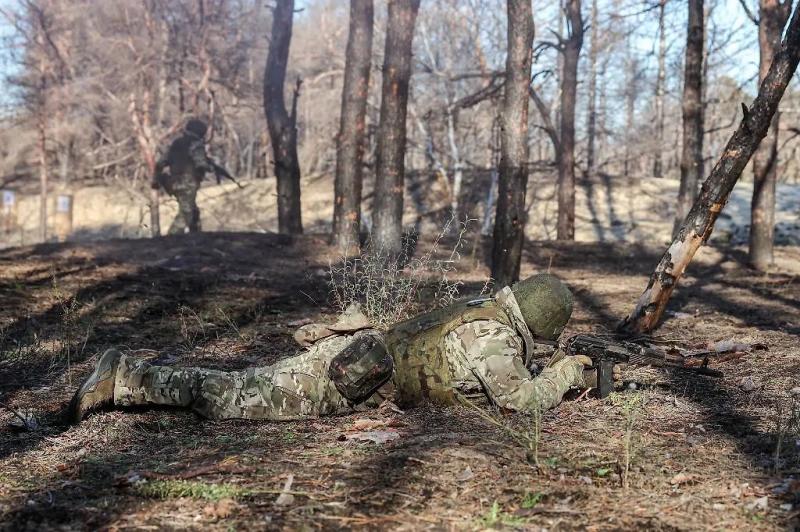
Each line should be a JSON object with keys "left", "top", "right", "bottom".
{"left": 0, "top": 232, "right": 798, "bottom": 531}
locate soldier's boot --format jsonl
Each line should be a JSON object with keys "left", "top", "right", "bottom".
{"left": 70, "top": 348, "right": 123, "bottom": 423}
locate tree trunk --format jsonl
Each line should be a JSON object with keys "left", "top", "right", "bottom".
{"left": 332, "top": 0, "right": 374, "bottom": 251}
{"left": 586, "top": 0, "right": 598, "bottom": 178}
{"left": 556, "top": 0, "right": 583, "bottom": 240}
{"left": 372, "top": 0, "right": 420, "bottom": 255}
{"left": 147, "top": 187, "right": 160, "bottom": 237}
{"left": 38, "top": 111, "right": 48, "bottom": 243}
{"left": 490, "top": 0, "right": 534, "bottom": 286}
{"left": 264, "top": 0, "right": 303, "bottom": 234}
{"left": 620, "top": 3, "right": 800, "bottom": 334}
{"left": 623, "top": 41, "right": 638, "bottom": 180}
{"left": 674, "top": 0, "right": 705, "bottom": 236}
{"left": 653, "top": 0, "right": 667, "bottom": 178}
{"left": 749, "top": 0, "right": 791, "bottom": 270}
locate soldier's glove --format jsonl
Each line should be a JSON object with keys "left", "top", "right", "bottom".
{"left": 328, "top": 332, "right": 393, "bottom": 405}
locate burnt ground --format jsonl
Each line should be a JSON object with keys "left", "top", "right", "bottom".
{"left": 0, "top": 232, "right": 798, "bottom": 531}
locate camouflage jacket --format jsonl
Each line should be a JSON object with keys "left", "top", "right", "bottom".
{"left": 442, "top": 287, "right": 583, "bottom": 412}
{"left": 154, "top": 133, "right": 213, "bottom": 193}
{"left": 299, "top": 291, "right": 584, "bottom": 414}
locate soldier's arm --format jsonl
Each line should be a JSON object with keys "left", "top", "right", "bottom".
{"left": 449, "top": 322, "right": 587, "bottom": 413}
{"left": 189, "top": 141, "right": 215, "bottom": 174}
{"left": 152, "top": 153, "right": 169, "bottom": 189}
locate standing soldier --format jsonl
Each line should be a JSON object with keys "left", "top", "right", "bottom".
{"left": 70, "top": 274, "right": 593, "bottom": 422}
{"left": 153, "top": 118, "right": 235, "bottom": 235}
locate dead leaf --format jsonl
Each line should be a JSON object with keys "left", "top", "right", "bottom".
{"left": 345, "top": 429, "right": 400, "bottom": 444}
{"left": 275, "top": 474, "right": 295, "bottom": 506}
{"left": 746, "top": 496, "right": 768, "bottom": 512}
{"left": 350, "top": 418, "right": 386, "bottom": 432}
{"left": 739, "top": 376, "right": 757, "bottom": 392}
{"left": 670, "top": 472, "right": 696, "bottom": 485}
{"left": 203, "top": 498, "right": 236, "bottom": 519}
{"left": 712, "top": 340, "right": 751, "bottom": 353}
{"left": 455, "top": 466, "right": 474, "bottom": 482}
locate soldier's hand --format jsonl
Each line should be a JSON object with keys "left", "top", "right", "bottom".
{"left": 572, "top": 355, "right": 593, "bottom": 367}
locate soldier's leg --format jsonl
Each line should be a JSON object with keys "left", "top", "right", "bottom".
{"left": 168, "top": 194, "right": 192, "bottom": 235}
{"left": 112, "top": 334, "right": 390, "bottom": 421}
{"left": 187, "top": 188, "right": 201, "bottom": 233}
{"left": 230, "top": 336, "right": 363, "bottom": 420}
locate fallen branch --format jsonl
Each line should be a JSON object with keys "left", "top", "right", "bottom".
{"left": 620, "top": 3, "right": 800, "bottom": 334}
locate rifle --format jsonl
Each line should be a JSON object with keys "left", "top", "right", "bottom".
{"left": 209, "top": 159, "right": 244, "bottom": 189}
{"left": 558, "top": 334, "right": 724, "bottom": 398}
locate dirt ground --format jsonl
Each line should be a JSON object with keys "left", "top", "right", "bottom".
{"left": 0, "top": 232, "right": 798, "bottom": 531}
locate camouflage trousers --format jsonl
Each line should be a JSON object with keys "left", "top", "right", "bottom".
{"left": 167, "top": 182, "right": 201, "bottom": 235}
{"left": 113, "top": 335, "right": 380, "bottom": 420}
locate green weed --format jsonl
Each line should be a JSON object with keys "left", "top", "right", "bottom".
{"left": 135, "top": 479, "right": 246, "bottom": 500}
{"left": 520, "top": 491, "right": 543, "bottom": 509}
{"left": 477, "top": 501, "right": 526, "bottom": 528}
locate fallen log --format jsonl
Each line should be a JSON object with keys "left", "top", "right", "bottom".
{"left": 620, "top": 3, "right": 800, "bottom": 334}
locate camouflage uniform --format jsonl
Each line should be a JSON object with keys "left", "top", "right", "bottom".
{"left": 110, "top": 288, "right": 586, "bottom": 420}
{"left": 154, "top": 120, "right": 225, "bottom": 235}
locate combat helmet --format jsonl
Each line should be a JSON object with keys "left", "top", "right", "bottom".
{"left": 511, "top": 273, "right": 573, "bottom": 340}
{"left": 185, "top": 118, "right": 208, "bottom": 139}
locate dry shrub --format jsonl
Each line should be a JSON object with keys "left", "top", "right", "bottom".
{"left": 328, "top": 217, "right": 486, "bottom": 329}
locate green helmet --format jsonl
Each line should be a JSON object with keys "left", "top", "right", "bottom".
{"left": 511, "top": 273, "right": 573, "bottom": 340}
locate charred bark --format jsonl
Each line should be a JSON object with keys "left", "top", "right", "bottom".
{"left": 674, "top": 0, "right": 705, "bottom": 236}
{"left": 372, "top": 0, "right": 420, "bottom": 255}
{"left": 620, "top": 3, "right": 800, "bottom": 334}
{"left": 556, "top": 0, "right": 584, "bottom": 240}
{"left": 749, "top": 0, "right": 791, "bottom": 270}
{"left": 332, "top": 0, "right": 373, "bottom": 251}
{"left": 490, "top": 0, "right": 534, "bottom": 286}
{"left": 264, "top": 0, "right": 303, "bottom": 234}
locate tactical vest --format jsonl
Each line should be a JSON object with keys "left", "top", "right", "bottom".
{"left": 384, "top": 297, "right": 516, "bottom": 407}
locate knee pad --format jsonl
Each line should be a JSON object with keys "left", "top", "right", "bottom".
{"left": 328, "top": 333, "right": 393, "bottom": 404}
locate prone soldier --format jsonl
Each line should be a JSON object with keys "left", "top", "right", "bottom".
{"left": 70, "top": 273, "right": 594, "bottom": 422}
{"left": 153, "top": 119, "right": 236, "bottom": 235}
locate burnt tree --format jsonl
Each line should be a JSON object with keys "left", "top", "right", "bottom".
{"left": 749, "top": 0, "right": 791, "bottom": 270}
{"left": 372, "top": 0, "right": 420, "bottom": 255}
{"left": 620, "top": 2, "right": 800, "bottom": 334}
{"left": 674, "top": 0, "right": 705, "bottom": 236}
{"left": 556, "top": 0, "right": 584, "bottom": 240}
{"left": 264, "top": 0, "right": 303, "bottom": 234}
{"left": 491, "top": 0, "right": 535, "bottom": 286}
{"left": 332, "top": 0, "right": 373, "bottom": 251}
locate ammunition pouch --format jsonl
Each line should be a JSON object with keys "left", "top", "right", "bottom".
{"left": 328, "top": 333, "right": 393, "bottom": 404}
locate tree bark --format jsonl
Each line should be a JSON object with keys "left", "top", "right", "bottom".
{"left": 674, "top": 0, "right": 705, "bottom": 236}
{"left": 332, "top": 0, "right": 373, "bottom": 251}
{"left": 653, "top": 0, "right": 667, "bottom": 178}
{"left": 556, "top": 0, "right": 583, "bottom": 240}
{"left": 490, "top": 0, "right": 534, "bottom": 286}
{"left": 749, "top": 0, "right": 791, "bottom": 270}
{"left": 38, "top": 110, "right": 48, "bottom": 243}
{"left": 372, "top": 0, "right": 420, "bottom": 255}
{"left": 586, "top": 0, "right": 598, "bottom": 178}
{"left": 620, "top": 3, "right": 800, "bottom": 334}
{"left": 264, "top": 0, "right": 303, "bottom": 234}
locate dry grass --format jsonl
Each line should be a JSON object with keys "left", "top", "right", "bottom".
{"left": 328, "top": 217, "right": 486, "bottom": 329}
{"left": 1, "top": 234, "right": 799, "bottom": 530}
